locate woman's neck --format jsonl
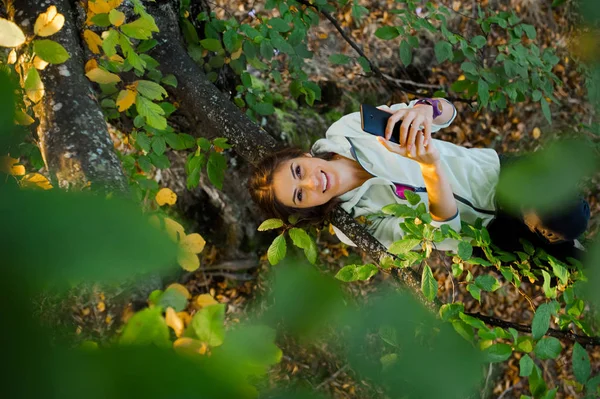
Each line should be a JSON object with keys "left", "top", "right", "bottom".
{"left": 331, "top": 155, "right": 373, "bottom": 193}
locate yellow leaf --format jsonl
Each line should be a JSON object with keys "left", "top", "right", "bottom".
{"left": 116, "top": 89, "right": 137, "bottom": 112}
{"left": 25, "top": 68, "right": 44, "bottom": 103}
{"left": 109, "top": 54, "right": 124, "bottom": 63}
{"left": 34, "top": 5, "right": 65, "bottom": 37}
{"left": 194, "top": 294, "right": 218, "bottom": 309}
{"left": 33, "top": 55, "right": 49, "bottom": 70}
{"left": 532, "top": 127, "right": 541, "bottom": 139}
{"left": 83, "top": 30, "right": 103, "bottom": 54}
{"left": 165, "top": 307, "right": 184, "bottom": 337}
{"left": 164, "top": 217, "right": 185, "bottom": 242}
{"left": 166, "top": 283, "right": 191, "bottom": 299}
{"left": 11, "top": 165, "right": 25, "bottom": 176}
{"left": 231, "top": 47, "right": 243, "bottom": 60}
{"left": 0, "top": 156, "right": 18, "bottom": 174}
{"left": 177, "top": 311, "right": 191, "bottom": 326}
{"left": 86, "top": 67, "right": 121, "bottom": 84}
{"left": 155, "top": 187, "right": 177, "bottom": 206}
{"left": 109, "top": 9, "right": 126, "bottom": 27}
{"left": 173, "top": 337, "right": 206, "bottom": 355}
{"left": 7, "top": 49, "right": 16, "bottom": 64}
{"left": 177, "top": 250, "right": 200, "bottom": 272}
{"left": 84, "top": 58, "right": 98, "bottom": 73}
{"left": 0, "top": 18, "right": 26, "bottom": 47}
{"left": 21, "top": 173, "right": 53, "bottom": 190}
{"left": 88, "top": 0, "right": 111, "bottom": 14}
{"left": 181, "top": 233, "right": 206, "bottom": 254}
{"left": 14, "top": 110, "right": 35, "bottom": 126}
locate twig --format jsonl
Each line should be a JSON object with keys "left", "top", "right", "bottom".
{"left": 315, "top": 364, "right": 349, "bottom": 390}
{"left": 381, "top": 73, "right": 443, "bottom": 90}
{"left": 480, "top": 363, "right": 494, "bottom": 399}
{"left": 497, "top": 384, "right": 516, "bottom": 399}
{"left": 465, "top": 312, "right": 600, "bottom": 346}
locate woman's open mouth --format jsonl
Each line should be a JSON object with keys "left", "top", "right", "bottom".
{"left": 321, "top": 171, "right": 328, "bottom": 193}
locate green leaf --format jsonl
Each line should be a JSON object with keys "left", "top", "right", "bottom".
{"left": 207, "top": 151, "right": 226, "bottom": 189}
{"left": 356, "top": 264, "right": 378, "bottom": 281}
{"left": 258, "top": 218, "right": 283, "bottom": 231}
{"left": 485, "top": 343, "right": 512, "bottom": 363}
{"left": 33, "top": 40, "right": 70, "bottom": 64}
{"left": 223, "top": 29, "right": 241, "bottom": 52}
{"left": 119, "top": 307, "right": 170, "bottom": 347}
{"left": 452, "top": 320, "right": 475, "bottom": 342}
{"left": 440, "top": 303, "right": 464, "bottom": 321}
{"left": 434, "top": 41, "right": 453, "bottom": 63}
{"left": 541, "top": 100, "right": 552, "bottom": 124}
{"left": 421, "top": 264, "right": 437, "bottom": 302}
{"left": 136, "top": 96, "right": 166, "bottom": 130}
{"left": 90, "top": 13, "right": 111, "bottom": 27}
{"left": 548, "top": 257, "right": 568, "bottom": 285}
{"left": 269, "top": 17, "right": 290, "bottom": 32}
{"left": 134, "top": 131, "right": 151, "bottom": 152}
{"left": 572, "top": 343, "right": 591, "bottom": 383}
{"left": 521, "top": 24, "right": 537, "bottom": 39}
{"left": 458, "top": 241, "right": 473, "bottom": 260}
{"left": 389, "top": 238, "right": 421, "bottom": 255}
{"left": 156, "top": 286, "right": 188, "bottom": 312}
{"left": 459, "top": 312, "right": 488, "bottom": 330}
{"left": 542, "top": 270, "right": 557, "bottom": 298}
{"left": 189, "top": 304, "right": 225, "bottom": 346}
{"left": 151, "top": 136, "right": 166, "bottom": 155}
{"left": 254, "top": 102, "right": 275, "bottom": 116}
{"left": 267, "top": 234, "right": 287, "bottom": 265}
{"left": 516, "top": 336, "right": 534, "bottom": 353}
{"left": 519, "top": 354, "right": 534, "bottom": 376}
{"left": 404, "top": 190, "right": 421, "bottom": 205}
{"left": 379, "top": 325, "right": 398, "bottom": 347}
{"left": 335, "top": 265, "right": 358, "bottom": 282}
{"left": 357, "top": 56, "right": 371, "bottom": 73}
{"left": 466, "top": 283, "right": 481, "bottom": 302}
{"left": 161, "top": 74, "right": 178, "bottom": 88}
{"left": 288, "top": 227, "right": 312, "bottom": 249}
{"left": 478, "top": 78, "right": 489, "bottom": 107}
{"left": 382, "top": 204, "right": 416, "bottom": 217}
{"left": 532, "top": 303, "right": 552, "bottom": 340}
{"left": 399, "top": 40, "right": 412, "bottom": 66}
{"left": 534, "top": 337, "right": 562, "bottom": 359}
{"left": 475, "top": 274, "right": 501, "bottom": 292}
{"left": 164, "top": 133, "right": 185, "bottom": 150}
{"left": 200, "top": 38, "right": 223, "bottom": 52}
{"left": 149, "top": 153, "right": 170, "bottom": 169}
{"left": 120, "top": 15, "right": 159, "bottom": 40}
{"left": 136, "top": 80, "right": 168, "bottom": 100}
{"left": 101, "top": 29, "right": 120, "bottom": 57}
{"left": 329, "top": 54, "right": 351, "bottom": 65}
{"left": 375, "top": 26, "right": 399, "bottom": 40}
{"left": 461, "top": 61, "right": 478, "bottom": 75}
{"left": 471, "top": 35, "right": 487, "bottom": 49}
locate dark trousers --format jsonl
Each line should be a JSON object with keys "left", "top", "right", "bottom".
{"left": 485, "top": 155, "right": 590, "bottom": 262}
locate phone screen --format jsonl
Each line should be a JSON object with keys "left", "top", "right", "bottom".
{"left": 360, "top": 104, "right": 400, "bottom": 144}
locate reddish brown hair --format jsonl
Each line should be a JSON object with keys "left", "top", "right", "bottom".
{"left": 248, "top": 148, "right": 339, "bottom": 226}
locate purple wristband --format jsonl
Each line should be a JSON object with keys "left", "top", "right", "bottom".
{"left": 414, "top": 98, "right": 443, "bottom": 120}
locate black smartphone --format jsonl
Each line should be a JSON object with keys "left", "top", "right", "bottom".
{"left": 360, "top": 104, "right": 400, "bottom": 144}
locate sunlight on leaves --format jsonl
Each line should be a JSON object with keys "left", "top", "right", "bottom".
{"left": 34, "top": 6, "right": 65, "bottom": 37}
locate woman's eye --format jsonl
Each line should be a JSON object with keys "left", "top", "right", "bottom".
{"left": 297, "top": 190, "right": 302, "bottom": 202}
{"left": 295, "top": 165, "right": 301, "bottom": 178}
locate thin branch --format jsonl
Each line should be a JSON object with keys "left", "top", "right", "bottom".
{"left": 296, "top": 0, "right": 475, "bottom": 104}
{"left": 381, "top": 73, "right": 443, "bottom": 90}
{"left": 316, "top": 364, "right": 349, "bottom": 390}
{"left": 465, "top": 312, "right": 600, "bottom": 346}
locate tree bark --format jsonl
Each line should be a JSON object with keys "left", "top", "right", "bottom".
{"left": 14, "top": 0, "right": 128, "bottom": 193}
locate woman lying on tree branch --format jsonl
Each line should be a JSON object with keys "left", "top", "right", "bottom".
{"left": 249, "top": 97, "right": 590, "bottom": 262}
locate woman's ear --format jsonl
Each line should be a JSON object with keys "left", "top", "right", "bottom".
{"left": 304, "top": 153, "right": 313, "bottom": 158}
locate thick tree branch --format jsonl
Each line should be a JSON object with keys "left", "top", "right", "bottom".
{"left": 466, "top": 312, "right": 600, "bottom": 346}
{"left": 14, "top": 0, "right": 128, "bottom": 193}
{"left": 296, "top": 0, "right": 475, "bottom": 104}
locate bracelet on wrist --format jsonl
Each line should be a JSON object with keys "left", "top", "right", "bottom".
{"left": 414, "top": 98, "right": 443, "bottom": 120}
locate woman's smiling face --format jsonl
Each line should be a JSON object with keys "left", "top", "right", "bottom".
{"left": 272, "top": 155, "right": 342, "bottom": 209}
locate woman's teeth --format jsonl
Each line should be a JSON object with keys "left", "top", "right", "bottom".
{"left": 321, "top": 171, "right": 328, "bottom": 192}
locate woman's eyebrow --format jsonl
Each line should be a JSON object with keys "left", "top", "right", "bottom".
{"left": 290, "top": 163, "right": 297, "bottom": 205}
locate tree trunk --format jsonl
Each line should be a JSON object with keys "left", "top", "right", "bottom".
{"left": 14, "top": 0, "right": 128, "bottom": 193}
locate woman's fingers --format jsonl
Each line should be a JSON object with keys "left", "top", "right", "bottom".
{"left": 416, "top": 131, "right": 425, "bottom": 156}
{"left": 384, "top": 109, "right": 405, "bottom": 141}
{"left": 376, "top": 136, "right": 405, "bottom": 156}
{"left": 423, "top": 119, "right": 432, "bottom": 146}
{"left": 406, "top": 115, "right": 424, "bottom": 151}
{"left": 399, "top": 112, "right": 416, "bottom": 146}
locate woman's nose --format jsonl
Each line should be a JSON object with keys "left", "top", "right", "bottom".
{"left": 301, "top": 174, "right": 319, "bottom": 191}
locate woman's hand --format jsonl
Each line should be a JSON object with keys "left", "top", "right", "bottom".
{"left": 381, "top": 105, "right": 434, "bottom": 148}
{"left": 376, "top": 131, "right": 440, "bottom": 166}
